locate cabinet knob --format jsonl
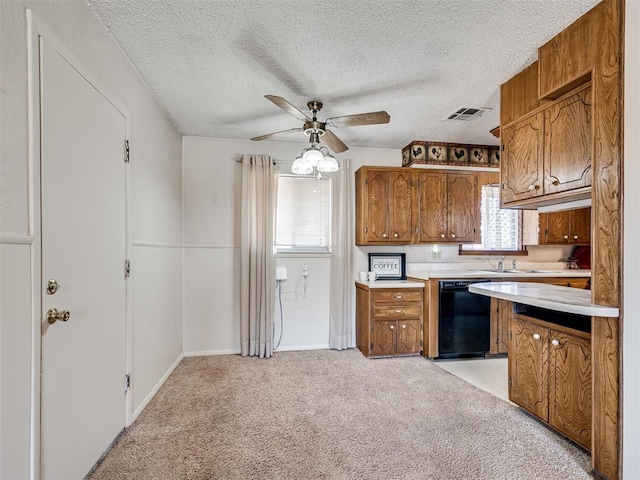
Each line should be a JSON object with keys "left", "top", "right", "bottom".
{"left": 393, "top": 295, "right": 402, "bottom": 299}
{"left": 563, "top": 235, "right": 569, "bottom": 240}
{"left": 528, "top": 184, "right": 540, "bottom": 191}
{"left": 440, "top": 233, "right": 446, "bottom": 238}
{"left": 533, "top": 333, "right": 541, "bottom": 340}
{"left": 402, "top": 324, "right": 407, "bottom": 329}
{"left": 394, "top": 233, "right": 399, "bottom": 238}
{"left": 451, "top": 233, "right": 456, "bottom": 239}
{"left": 395, "top": 310, "right": 403, "bottom": 314}
{"left": 389, "top": 325, "right": 395, "bottom": 330}
{"left": 382, "top": 233, "right": 388, "bottom": 238}
{"left": 573, "top": 235, "right": 579, "bottom": 240}
{"left": 551, "top": 339, "right": 560, "bottom": 346}
{"left": 552, "top": 179, "right": 560, "bottom": 186}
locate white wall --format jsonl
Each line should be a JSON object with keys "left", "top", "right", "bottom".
{"left": 182, "top": 136, "right": 338, "bottom": 354}
{"left": 623, "top": 1, "right": 640, "bottom": 477}
{"left": 0, "top": 1, "right": 182, "bottom": 477}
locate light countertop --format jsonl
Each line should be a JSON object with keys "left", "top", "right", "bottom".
{"left": 355, "top": 280, "right": 425, "bottom": 289}
{"left": 469, "top": 281, "right": 619, "bottom": 317}
{"left": 407, "top": 269, "right": 591, "bottom": 280}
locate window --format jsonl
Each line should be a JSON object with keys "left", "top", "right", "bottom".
{"left": 275, "top": 175, "right": 331, "bottom": 253}
{"left": 461, "top": 184, "right": 522, "bottom": 252}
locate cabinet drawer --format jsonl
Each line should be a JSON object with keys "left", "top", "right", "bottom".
{"left": 373, "top": 304, "right": 422, "bottom": 319}
{"left": 372, "top": 290, "right": 422, "bottom": 304}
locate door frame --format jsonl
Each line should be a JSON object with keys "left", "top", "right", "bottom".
{"left": 26, "top": 10, "right": 133, "bottom": 479}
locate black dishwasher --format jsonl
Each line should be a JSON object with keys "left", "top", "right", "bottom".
{"left": 438, "top": 280, "right": 491, "bottom": 359}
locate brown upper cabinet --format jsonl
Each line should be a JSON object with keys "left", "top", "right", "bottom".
{"left": 538, "top": 2, "right": 603, "bottom": 100}
{"left": 415, "top": 171, "right": 478, "bottom": 243}
{"left": 355, "top": 167, "right": 413, "bottom": 245}
{"left": 501, "top": 83, "right": 591, "bottom": 207}
{"left": 355, "top": 167, "right": 480, "bottom": 246}
{"left": 539, "top": 207, "right": 591, "bottom": 245}
{"left": 500, "top": 61, "right": 541, "bottom": 127}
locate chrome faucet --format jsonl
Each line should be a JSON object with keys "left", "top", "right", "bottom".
{"left": 497, "top": 256, "right": 505, "bottom": 273}
{"left": 512, "top": 258, "right": 518, "bottom": 270}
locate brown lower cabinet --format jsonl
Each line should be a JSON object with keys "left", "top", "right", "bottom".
{"left": 490, "top": 277, "right": 590, "bottom": 355}
{"left": 509, "top": 311, "right": 591, "bottom": 450}
{"left": 356, "top": 283, "right": 423, "bottom": 357}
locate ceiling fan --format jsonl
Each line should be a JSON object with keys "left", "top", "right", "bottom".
{"left": 250, "top": 95, "right": 391, "bottom": 153}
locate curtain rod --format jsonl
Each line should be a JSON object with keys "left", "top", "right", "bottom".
{"left": 234, "top": 158, "right": 293, "bottom": 165}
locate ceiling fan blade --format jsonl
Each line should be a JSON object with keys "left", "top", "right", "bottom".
{"left": 326, "top": 111, "right": 390, "bottom": 128}
{"left": 251, "top": 127, "right": 303, "bottom": 141}
{"left": 322, "top": 130, "right": 349, "bottom": 153}
{"left": 265, "top": 95, "right": 311, "bottom": 122}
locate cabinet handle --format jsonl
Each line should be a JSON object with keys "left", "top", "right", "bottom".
{"left": 533, "top": 333, "right": 541, "bottom": 340}
{"left": 450, "top": 233, "right": 456, "bottom": 239}
{"left": 389, "top": 325, "right": 395, "bottom": 330}
{"left": 440, "top": 233, "right": 446, "bottom": 238}
{"left": 395, "top": 310, "right": 403, "bottom": 313}
{"left": 382, "top": 233, "right": 388, "bottom": 238}
{"left": 573, "top": 235, "right": 579, "bottom": 240}
{"left": 402, "top": 324, "right": 407, "bottom": 329}
{"left": 551, "top": 339, "right": 560, "bottom": 346}
{"left": 552, "top": 179, "right": 560, "bottom": 186}
{"left": 528, "top": 184, "right": 540, "bottom": 191}
{"left": 393, "top": 295, "right": 402, "bottom": 299}
{"left": 394, "top": 233, "right": 399, "bottom": 238}
{"left": 563, "top": 235, "right": 569, "bottom": 240}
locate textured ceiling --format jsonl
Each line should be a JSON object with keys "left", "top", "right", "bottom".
{"left": 86, "top": 0, "right": 599, "bottom": 153}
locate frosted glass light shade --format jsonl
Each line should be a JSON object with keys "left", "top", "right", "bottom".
{"left": 291, "top": 156, "right": 312, "bottom": 175}
{"left": 302, "top": 147, "right": 323, "bottom": 167}
{"left": 317, "top": 154, "right": 339, "bottom": 173}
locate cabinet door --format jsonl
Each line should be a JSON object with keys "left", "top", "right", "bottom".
{"left": 509, "top": 316, "right": 549, "bottom": 420}
{"left": 416, "top": 172, "right": 447, "bottom": 242}
{"left": 388, "top": 170, "right": 413, "bottom": 243}
{"left": 371, "top": 320, "right": 397, "bottom": 356}
{"left": 363, "top": 170, "right": 390, "bottom": 243}
{"left": 396, "top": 319, "right": 421, "bottom": 354}
{"left": 544, "top": 87, "right": 592, "bottom": 195}
{"left": 570, "top": 207, "right": 591, "bottom": 245}
{"left": 490, "top": 298, "right": 510, "bottom": 354}
{"left": 501, "top": 111, "right": 545, "bottom": 204}
{"left": 540, "top": 211, "right": 571, "bottom": 244}
{"left": 447, "top": 173, "right": 477, "bottom": 242}
{"left": 548, "top": 330, "right": 592, "bottom": 450}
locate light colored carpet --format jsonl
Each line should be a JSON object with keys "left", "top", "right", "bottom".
{"left": 89, "top": 349, "right": 591, "bottom": 479}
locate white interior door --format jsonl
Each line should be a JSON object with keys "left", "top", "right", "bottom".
{"left": 40, "top": 38, "right": 127, "bottom": 479}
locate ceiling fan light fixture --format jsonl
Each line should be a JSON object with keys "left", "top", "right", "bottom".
{"left": 292, "top": 155, "right": 313, "bottom": 175}
{"left": 302, "top": 146, "right": 323, "bottom": 167}
{"left": 317, "top": 153, "right": 339, "bottom": 173}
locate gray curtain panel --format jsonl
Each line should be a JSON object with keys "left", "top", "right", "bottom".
{"left": 329, "top": 159, "right": 354, "bottom": 350}
{"left": 239, "top": 154, "right": 278, "bottom": 358}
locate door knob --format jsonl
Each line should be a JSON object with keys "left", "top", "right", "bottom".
{"left": 47, "top": 308, "right": 70, "bottom": 324}
{"left": 46, "top": 279, "right": 59, "bottom": 295}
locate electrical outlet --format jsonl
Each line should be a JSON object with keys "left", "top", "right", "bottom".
{"left": 431, "top": 246, "right": 442, "bottom": 260}
{"left": 302, "top": 265, "right": 309, "bottom": 277}
{"left": 276, "top": 267, "right": 287, "bottom": 281}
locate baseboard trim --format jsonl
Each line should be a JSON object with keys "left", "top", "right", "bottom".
{"left": 184, "top": 349, "right": 240, "bottom": 357}
{"left": 275, "top": 344, "right": 330, "bottom": 352}
{"left": 131, "top": 353, "right": 184, "bottom": 422}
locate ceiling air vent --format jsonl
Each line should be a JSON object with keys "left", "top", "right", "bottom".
{"left": 444, "top": 107, "right": 490, "bottom": 122}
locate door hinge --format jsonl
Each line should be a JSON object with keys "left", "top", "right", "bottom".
{"left": 124, "top": 374, "right": 131, "bottom": 393}
{"left": 370, "top": 342, "right": 373, "bottom": 351}
{"left": 509, "top": 330, "right": 512, "bottom": 339}
{"left": 124, "top": 259, "right": 131, "bottom": 279}
{"left": 508, "top": 378, "right": 512, "bottom": 386}
{"left": 124, "top": 139, "right": 130, "bottom": 163}
{"left": 365, "top": 226, "right": 368, "bottom": 233}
